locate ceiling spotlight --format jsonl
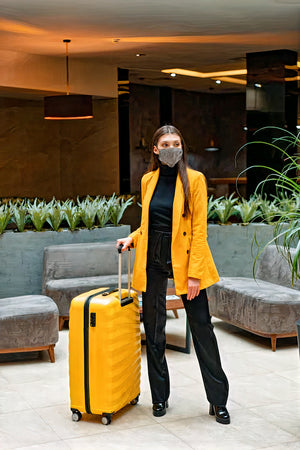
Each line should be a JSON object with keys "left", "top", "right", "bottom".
{"left": 215, "top": 80, "right": 221, "bottom": 84}
{"left": 170, "top": 73, "right": 177, "bottom": 77}
{"left": 136, "top": 53, "right": 146, "bottom": 57}
{"left": 254, "top": 83, "right": 262, "bottom": 88}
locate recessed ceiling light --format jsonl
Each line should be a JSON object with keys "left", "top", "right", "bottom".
{"left": 170, "top": 73, "right": 177, "bottom": 77}
{"left": 254, "top": 83, "right": 262, "bottom": 88}
{"left": 136, "top": 53, "right": 146, "bottom": 57}
{"left": 162, "top": 68, "right": 247, "bottom": 78}
{"left": 215, "top": 80, "right": 221, "bottom": 84}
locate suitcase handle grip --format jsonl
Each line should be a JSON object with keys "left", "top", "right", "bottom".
{"left": 117, "top": 243, "right": 131, "bottom": 304}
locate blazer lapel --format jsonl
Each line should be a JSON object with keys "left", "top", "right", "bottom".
{"left": 142, "top": 169, "right": 160, "bottom": 231}
{"left": 172, "top": 173, "right": 184, "bottom": 240}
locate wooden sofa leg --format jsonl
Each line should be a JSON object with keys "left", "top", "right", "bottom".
{"left": 59, "top": 317, "right": 65, "bottom": 331}
{"left": 48, "top": 345, "right": 55, "bottom": 363}
{"left": 172, "top": 309, "right": 179, "bottom": 319}
{"left": 271, "top": 335, "right": 277, "bottom": 352}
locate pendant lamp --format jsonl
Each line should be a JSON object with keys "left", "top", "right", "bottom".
{"left": 44, "top": 39, "right": 93, "bottom": 120}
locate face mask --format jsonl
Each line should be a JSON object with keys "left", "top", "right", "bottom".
{"left": 157, "top": 147, "right": 183, "bottom": 167}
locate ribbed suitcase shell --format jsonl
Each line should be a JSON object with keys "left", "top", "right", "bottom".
{"left": 69, "top": 286, "right": 141, "bottom": 419}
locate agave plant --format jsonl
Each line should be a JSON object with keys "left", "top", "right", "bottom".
{"left": 47, "top": 199, "right": 65, "bottom": 231}
{"left": 238, "top": 127, "right": 300, "bottom": 281}
{"left": 207, "top": 195, "right": 222, "bottom": 220}
{"left": 235, "top": 197, "right": 260, "bottom": 224}
{"left": 214, "top": 193, "right": 238, "bottom": 224}
{"left": 258, "top": 198, "right": 281, "bottom": 225}
{"left": 77, "top": 196, "right": 98, "bottom": 229}
{"left": 10, "top": 199, "right": 28, "bottom": 232}
{"left": 27, "top": 199, "right": 49, "bottom": 231}
{"left": 108, "top": 193, "right": 134, "bottom": 226}
{"left": 0, "top": 203, "right": 11, "bottom": 234}
{"left": 96, "top": 196, "right": 111, "bottom": 227}
{"left": 62, "top": 199, "right": 81, "bottom": 231}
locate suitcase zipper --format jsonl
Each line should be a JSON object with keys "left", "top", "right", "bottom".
{"left": 83, "top": 288, "right": 111, "bottom": 415}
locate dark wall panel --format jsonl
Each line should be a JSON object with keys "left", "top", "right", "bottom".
{"left": 0, "top": 97, "right": 119, "bottom": 199}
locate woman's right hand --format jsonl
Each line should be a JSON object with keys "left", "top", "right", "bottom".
{"left": 116, "top": 237, "right": 133, "bottom": 252}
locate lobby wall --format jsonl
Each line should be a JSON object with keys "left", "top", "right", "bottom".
{"left": 0, "top": 97, "right": 119, "bottom": 199}
{"left": 129, "top": 84, "right": 246, "bottom": 192}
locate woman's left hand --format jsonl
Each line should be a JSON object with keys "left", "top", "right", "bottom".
{"left": 187, "top": 277, "right": 200, "bottom": 300}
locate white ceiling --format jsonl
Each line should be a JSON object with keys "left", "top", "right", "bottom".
{"left": 0, "top": 0, "right": 299, "bottom": 93}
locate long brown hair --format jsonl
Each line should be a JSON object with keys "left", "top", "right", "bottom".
{"left": 148, "top": 125, "right": 190, "bottom": 216}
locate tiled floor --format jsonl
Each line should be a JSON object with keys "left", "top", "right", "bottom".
{"left": 1, "top": 311, "right": 300, "bottom": 449}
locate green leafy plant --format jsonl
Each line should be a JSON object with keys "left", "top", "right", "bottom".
{"left": 96, "top": 197, "right": 111, "bottom": 227}
{"left": 0, "top": 204, "right": 11, "bottom": 234}
{"left": 27, "top": 199, "right": 49, "bottom": 232}
{"left": 108, "top": 193, "right": 134, "bottom": 226}
{"left": 207, "top": 195, "right": 222, "bottom": 220}
{"left": 238, "top": 127, "right": 300, "bottom": 281}
{"left": 10, "top": 199, "right": 28, "bottom": 232}
{"left": 47, "top": 199, "right": 65, "bottom": 231}
{"left": 62, "top": 200, "right": 81, "bottom": 231}
{"left": 235, "top": 197, "right": 260, "bottom": 225}
{"left": 77, "top": 196, "right": 98, "bottom": 229}
{"left": 214, "top": 193, "right": 238, "bottom": 224}
{"left": 258, "top": 197, "right": 281, "bottom": 224}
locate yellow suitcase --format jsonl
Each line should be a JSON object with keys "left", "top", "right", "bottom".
{"left": 69, "top": 246, "right": 141, "bottom": 425}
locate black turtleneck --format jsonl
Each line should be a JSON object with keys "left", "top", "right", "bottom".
{"left": 149, "top": 164, "right": 178, "bottom": 232}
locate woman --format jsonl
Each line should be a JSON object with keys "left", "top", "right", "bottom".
{"left": 116, "top": 125, "right": 230, "bottom": 424}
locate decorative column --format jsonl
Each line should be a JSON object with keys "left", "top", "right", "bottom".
{"left": 246, "top": 49, "right": 298, "bottom": 197}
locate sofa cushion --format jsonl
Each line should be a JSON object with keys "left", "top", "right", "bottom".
{"left": 45, "top": 274, "right": 131, "bottom": 315}
{"left": 0, "top": 295, "right": 59, "bottom": 349}
{"left": 207, "top": 277, "right": 300, "bottom": 335}
{"left": 256, "top": 245, "right": 300, "bottom": 290}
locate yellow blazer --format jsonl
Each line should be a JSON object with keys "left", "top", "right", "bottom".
{"left": 129, "top": 167, "right": 219, "bottom": 295}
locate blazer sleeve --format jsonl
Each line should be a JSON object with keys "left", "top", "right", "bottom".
{"left": 128, "top": 175, "right": 145, "bottom": 248}
{"left": 187, "top": 172, "right": 210, "bottom": 279}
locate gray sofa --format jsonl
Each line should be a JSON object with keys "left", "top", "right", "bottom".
{"left": 0, "top": 295, "right": 59, "bottom": 362}
{"left": 207, "top": 245, "right": 300, "bottom": 351}
{"left": 42, "top": 242, "right": 134, "bottom": 329}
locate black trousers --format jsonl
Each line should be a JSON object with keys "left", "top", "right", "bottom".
{"left": 142, "top": 229, "right": 229, "bottom": 406}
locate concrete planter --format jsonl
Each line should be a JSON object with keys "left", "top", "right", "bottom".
{"left": 0, "top": 225, "right": 130, "bottom": 298}
{"left": 207, "top": 223, "right": 278, "bottom": 278}
{"left": 0, "top": 222, "right": 280, "bottom": 298}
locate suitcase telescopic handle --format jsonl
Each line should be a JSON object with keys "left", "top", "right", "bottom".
{"left": 117, "top": 243, "right": 131, "bottom": 304}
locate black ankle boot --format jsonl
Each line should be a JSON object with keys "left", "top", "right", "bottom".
{"left": 209, "top": 404, "right": 230, "bottom": 424}
{"left": 152, "top": 400, "right": 169, "bottom": 417}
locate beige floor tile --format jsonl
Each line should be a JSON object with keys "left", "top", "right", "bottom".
{"left": 0, "top": 409, "right": 61, "bottom": 449}
{"left": 276, "top": 368, "right": 300, "bottom": 384}
{"left": 0, "top": 385, "right": 31, "bottom": 414}
{"left": 64, "top": 423, "right": 192, "bottom": 449}
{"left": 250, "top": 400, "right": 300, "bottom": 438}
{"left": 12, "top": 378, "right": 70, "bottom": 409}
{"left": 15, "top": 442, "right": 70, "bottom": 450}
{"left": 230, "top": 373, "right": 300, "bottom": 408}
{"left": 36, "top": 402, "right": 157, "bottom": 439}
{"left": 161, "top": 415, "right": 257, "bottom": 449}
{"left": 227, "top": 408, "right": 298, "bottom": 447}
{"left": 261, "top": 443, "right": 300, "bottom": 450}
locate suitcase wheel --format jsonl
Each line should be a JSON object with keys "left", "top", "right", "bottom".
{"left": 101, "top": 414, "right": 112, "bottom": 425}
{"left": 130, "top": 394, "right": 140, "bottom": 406}
{"left": 71, "top": 409, "right": 82, "bottom": 422}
